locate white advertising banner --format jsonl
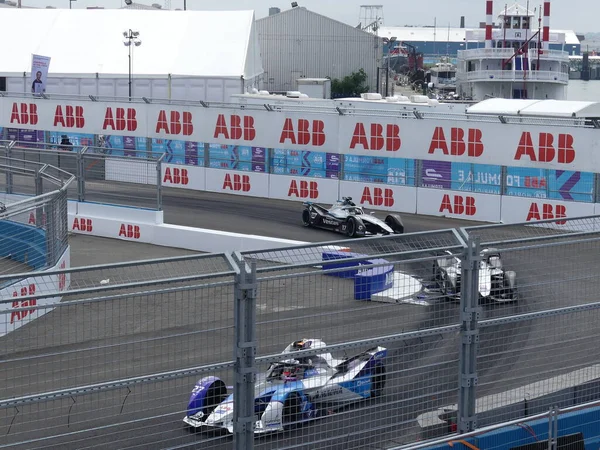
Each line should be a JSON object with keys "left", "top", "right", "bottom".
{"left": 30, "top": 54, "right": 51, "bottom": 95}
{"left": 268, "top": 175, "right": 339, "bottom": 205}
{"left": 417, "top": 188, "right": 502, "bottom": 222}
{"left": 0, "top": 246, "right": 70, "bottom": 338}
{"left": 205, "top": 168, "right": 270, "bottom": 198}
{"left": 501, "top": 196, "right": 596, "bottom": 227}
{"left": 338, "top": 181, "right": 417, "bottom": 214}
{"left": 2, "top": 96, "right": 598, "bottom": 172}
{"left": 161, "top": 164, "right": 206, "bottom": 191}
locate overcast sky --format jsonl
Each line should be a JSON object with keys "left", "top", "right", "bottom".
{"left": 23, "top": 0, "right": 600, "bottom": 32}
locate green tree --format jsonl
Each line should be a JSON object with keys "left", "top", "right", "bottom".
{"left": 330, "top": 69, "right": 370, "bottom": 98}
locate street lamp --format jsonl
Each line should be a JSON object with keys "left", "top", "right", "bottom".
{"left": 382, "top": 36, "right": 397, "bottom": 97}
{"left": 123, "top": 29, "right": 142, "bottom": 101}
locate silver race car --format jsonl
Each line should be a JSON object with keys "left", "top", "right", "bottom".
{"left": 183, "top": 338, "right": 387, "bottom": 434}
{"left": 302, "top": 197, "right": 404, "bottom": 237}
{"left": 432, "top": 248, "right": 517, "bottom": 302}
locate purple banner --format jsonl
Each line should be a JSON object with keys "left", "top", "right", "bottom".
{"left": 185, "top": 141, "right": 199, "bottom": 166}
{"left": 252, "top": 163, "right": 266, "bottom": 173}
{"left": 123, "top": 136, "right": 136, "bottom": 157}
{"left": 7, "top": 128, "right": 44, "bottom": 148}
{"left": 252, "top": 147, "right": 266, "bottom": 164}
{"left": 421, "top": 160, "right": 451, "bottom": 189}
{"left": 326, "top": 153, "right": 340, "bottom": 172}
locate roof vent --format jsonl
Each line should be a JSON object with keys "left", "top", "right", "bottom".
{"left": 361, "top": 93, "right": 383, "bottom": 101}
{"left": 410, "top": 95, "right": 429, "bottom": 104}
{"left": 385, "top": 96, "right": 400, "bottom": 102}
{"left": 258, "top": 90, "right": 270, "bottom": 95}
{"left": 286, "top": 91, "right": 302, "bottom": 98}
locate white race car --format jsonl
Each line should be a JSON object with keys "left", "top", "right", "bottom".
{"left": 432, "top": 248, "right": 517, "bottom": 302}
{"left": 183, "top": 338, "right": 387, "bottom": 434}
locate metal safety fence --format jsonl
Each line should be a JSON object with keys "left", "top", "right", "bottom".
{"left": 0, "top": 141, "right": 163, "bottom": 211}
{"left": 0, "top": 155, "right": 73, "bottom": 273}
{"left": 1, "top": 217, "right": 600, "bottom": 448}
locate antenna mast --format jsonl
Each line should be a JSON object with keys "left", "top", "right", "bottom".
{"left": 359, "top": 5, "right": 384, "bottom": 34}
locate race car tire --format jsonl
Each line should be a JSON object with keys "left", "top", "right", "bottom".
{"left": 282, "top": 392, "right": 302, "bottom": 428}
{"left": 302, "top": 209, "right": 311, "bottom": 227}
{"left": 385, "top": 214, "right": 404, "bottom": 234}
{"left": 370, "top": 363, "right": 386, "bottom": 397}
{"left": 346, "top": 216, "right": 358, "bottom": 237}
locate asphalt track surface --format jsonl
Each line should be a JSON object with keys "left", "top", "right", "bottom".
{"left": 2, "top": 185, "right": 600, "bottom": 450}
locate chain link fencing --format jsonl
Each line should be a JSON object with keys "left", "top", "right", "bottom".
{"left": 0, "top": 141, "right": 162, "bottom": 211}
{"left": 0, "top": 213, "right": 599, "bottom": 448}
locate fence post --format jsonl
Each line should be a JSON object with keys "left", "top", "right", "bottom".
{"left": 6, "top": 141, "right": 15, "bottom": 194}
{"left": 35, "top": 168, "right": 44, "bottom": 230}
{"left": 232, "top": 253, "right": 257, "bottom": 450}
{"left": 78, "top": 147, "right": 87, "bottom": 202}
{"left": 458, "top": 236, "right": 481, "bottom": 433}
{"left": 156, "top": 154, "right": 164, "bottom": 211}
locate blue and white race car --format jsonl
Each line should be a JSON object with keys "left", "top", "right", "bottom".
{"left": 183, "top": 338, "right": 387, "bottom": 434}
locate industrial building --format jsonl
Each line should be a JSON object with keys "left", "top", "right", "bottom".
{"left": 0, "top": 8, "right": 263, "bottom": 102}
{"left": 256, "top": 6, "right": 382, "bottom": 95}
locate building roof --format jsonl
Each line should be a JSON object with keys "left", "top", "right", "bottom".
{"left": 0, "top": 8, "right": 263, "bottom": 79}
{"left": 467, "top": 98, "right": 600, "bottom": 118}
{"left": 379, "top": 26, "right": 581, "bottom": 46}
{"left": 120, "top": 2, "right": 163, "bottom": 10}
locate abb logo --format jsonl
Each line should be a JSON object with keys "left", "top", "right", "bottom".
{"left": 428, "top": 127, "right": 484, "bottom": 157}
{"left": 288, "top": 180, "right": 319, "bottom": 199}
{"left": 526, "top": 203, "right": 567, "bottom": 224}
{"left": 214, "top": 114, "right": 256, "bottom": 141}
{"left": 360, "top": 187, "right": 394, "bottom": 207}
{"left": 11, "top": 284, "right": 36, "bottom": 324}
{"left": 10, "top": 103, "right": 38, "bottom": 125}
{"left": 72, "top": 217, "right": 93, "bottom": 232}
{"left": 53, "top": 105, "right": 85, "bottom": 128}
{"left": 28, "top": 212, "right": 46, "bottom": 226}
{"left": 439, "top": 194, "right": 477, "bottom": 216}
{"left": 349, "top": 123, "right": 401, "bottom": 151}
{"left": 119, "top": 224, "right": 141, "bottom": 239}
{"left": 514, "top": 132, "right": 575, "bottom": 164}
{"left": 279, "top": 119, "right": 325, "bottom": 146}
{"left": 163, "top": 167, "right": 189, "bottom": 185}
{"left": 102, "top": 107, "right": 138, "bottom": 131}
{"left": 58, "top": 260, "right": 67, "bottom": 292}
{"left": 223, "top": 173, "right": 250, "bottom": 192}
{"left": 155, "top": 110, "right": 193, "bottom": 136}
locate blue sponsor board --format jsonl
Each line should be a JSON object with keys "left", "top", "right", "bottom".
{"left": 548, "top": 170, "right": 594, "bottom": 203}
{"left": 273, "top": 149, "right": 338, "bottom": 178}
{"left": 102, "top": 135, "right": 147, "bottom": 157}
{"left": 48, "top": 131, "right": 94, "bottom": 150}
{"left": 505, "top": 166, "right": 548, "bottom": 199}
{"left": 344, "top": 155, "right": 415, "bottom": 186}
{"left": 209, "top": 144, "right": 267, "bottom": 172}
{"left": 151, "top": 139, "right": 204, "bottom": 165}
{"left": 6, "top": 128, "right": 45, "bottom": 148}
{"left": 452, "top": 163, "right": 502, "bottom": 194}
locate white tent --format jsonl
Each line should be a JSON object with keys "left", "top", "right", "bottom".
{"left": 0, "top": 8, "right": 264, "bottom": 102}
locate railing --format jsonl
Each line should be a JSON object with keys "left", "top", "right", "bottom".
{"left": 462, "top": 69, "right": 569, "bottom": 83}
{"left": 458, "top": 48, "right": 570, "bottom": 62}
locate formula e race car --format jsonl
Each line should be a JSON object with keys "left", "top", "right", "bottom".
{"left": 432, "top": 248, "right": 517, "bottom": 302}
{"left": 183, "top": 338, "right": 387, "bottom": 434}
{"left": 302, "top": 197, "right": 404, "bottom": 237}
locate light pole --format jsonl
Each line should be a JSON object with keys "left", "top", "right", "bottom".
{"left": 123, "top": 29, "right": 142, "bottom": 101}
{"left": 69, "top": 0, "right": 76, "bottom": 8}
{"left": 382, "top": 36, "right": 397, "bottom": 97}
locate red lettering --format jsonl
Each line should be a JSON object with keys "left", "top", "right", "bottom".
{"left": 72, "top": 217, "right": 93, "bottom": 232}
{"left": 53, "top": 105, "right": 85, "bottom": 128}
{"left": 10, "top": 103, "right": 38, "bottom": 125}
{"left": 214, "top": 114, "right": 255, "bottom": 141}
{"left": 118, "top": 224, "right": 141, "bottom": 239}
{"left": 103, "top": 107, "right": 137, "bottom": 131}
{"left": 429, "top": 127, "right": 483, "bottom": 156}
{"left": 222, "top": 174, "right": 251, "bottom": 192}
{"left": 439, "top": 194, "right": 476, "bottom": 216}
{"left": 359, "top": 187, "right": 394, "bottom": 207}
{"left": 280, "top": 118, "right": 297, "bottom": 145}
{"left": 515, "top": 132, "right": 575, "bottom": 164}
{"left": 163, "top": 167, "right": 189, "bottom": 185}
{"left": 287, "top": 180, "right": 319, "bottom": 199}
{"left": 527, "top": 203, "right": 567, "bottom": 225}
{"left": 155, "top": 110, "right": 169, "bottom": 134}
{"left": 349, "top": 122, "right": 400, "bottom": 151}
{"left": 27, "top": 212, "right": 47, "bottom": 225}
{"left": 10, "top": 284, "right": 37, "bottom": 324}
{"left": 58, "top": 261, "right": 67, "bottom": 291}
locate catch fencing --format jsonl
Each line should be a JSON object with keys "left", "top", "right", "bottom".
{"left": 1, "top": 216, "right": 600, "bottom": 449}
{"left": 0, "top": 140, "right": 163, "bottom": 210}
{"left": 0, "top": 149, "right": 73, "bottom": 272}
